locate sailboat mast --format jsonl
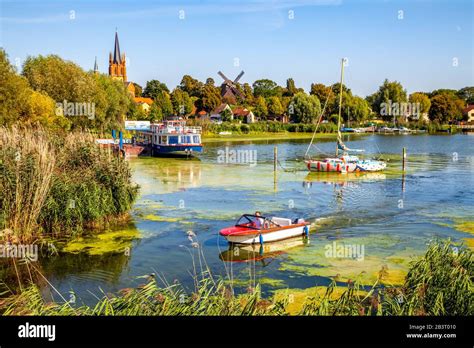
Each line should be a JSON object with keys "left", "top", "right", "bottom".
{"left": 336, "top": 58, "right": 345, "bottom": 157}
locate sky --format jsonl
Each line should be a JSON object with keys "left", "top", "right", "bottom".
{"left": 1, "top": 0, "right": 473, "bottom": 97}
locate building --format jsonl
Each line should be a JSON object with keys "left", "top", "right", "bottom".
{"left": 266, "top": 114, "right": 289, "bottom": 123}
{"left": 210, "top": 103, "right": 233, "bottom": 122}
{"left": 109, "top": 31, "right": 127, "bottom": 82}
{"left": 134, "top": 97, "right": 154, "bottom": 113}
{"left": 232, "top": 107, "right": 255, "bottom": 124}
{"left": 462, "top": 105, "right": 474, "bottom": 123}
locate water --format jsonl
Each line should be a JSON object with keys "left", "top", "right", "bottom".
{"left": 33, "top": 134, "right": 474, "bottom": 303}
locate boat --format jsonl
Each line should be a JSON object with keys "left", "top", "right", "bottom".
{"left": 137, "top": 117, "right": 203, "bottom": 157}
{"left": 219, "top": 214, "right": 310, "bottom": 244}
{"left": 304, "top": 59, "right": 386, "bottom": 173}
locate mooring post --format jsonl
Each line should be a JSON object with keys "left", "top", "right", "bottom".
{"left": 273, "top": 146, "right": 278, "bottom": 183}
{"left": 402, "top": 147, "right": 406, "bottom": 172}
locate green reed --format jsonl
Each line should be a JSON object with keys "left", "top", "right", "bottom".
{"left": 1, "top": 240, "right": 471, "bottom": 316}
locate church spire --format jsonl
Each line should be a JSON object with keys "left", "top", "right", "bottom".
{"left": 93, "top": 56, "right": 99, "bottom": 74}
{"left": 113, "top": 31, "right": 122, "bottom": 64}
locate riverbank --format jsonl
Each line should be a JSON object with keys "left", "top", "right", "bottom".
{"left": 0, "top": 126, "right": 139, "bottom": 243}
{"left": 1, "top": 240, "right": 471, "bottom": 316}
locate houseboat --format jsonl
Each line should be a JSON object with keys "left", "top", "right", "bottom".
{"left": 135, "top": 118, "right": 203, "bottom": 157}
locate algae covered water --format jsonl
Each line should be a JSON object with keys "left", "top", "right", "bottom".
{"left": 38, "top": 134, "right": 474, "bottom": 304}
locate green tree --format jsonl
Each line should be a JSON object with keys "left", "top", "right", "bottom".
{"left": 179, "top": 75, "right": 203, "bottom": 97}
{"left": 148, "top": 102, "right": 163, "bottom": 122}
{"left": 252, "top": 79, "right": 280, "bottom": 98}
{"left": 242, "top": 83, "right": 254, "bottom": 105}
{"left": 155, "top": 91, "right": 173, "bottom": 118}
{"left": 253, "top": 96, "right": 268, "bottom": 119}
{"left": 368, "top": 79, "right": 407, "bottom": 116}
{"left": 345, "top": 96, "right": 370, "bottom": 124}
{"left": 409, "top": 92, "right": 431, "bottom": 117}
{"left": 310, "top": 83, "right": 333, "bottom": 105}
{"left": 170, "top": 88, "right": 193, "bottom": 116}
{"left": 457, "top": 87, "right": 474, "bottom": 104}
{"left": 221, "top": 108, "right": 233, "bottom": 122}
{"left": 289, "top": 92, "right": 321, "bottom": 124}
{"left": 283, "top": 78, "right": 302, "bottom": 97}
{"left": 267, "top": 96, "right": 284, "bottom": 115}
{"left": 143, "top": 80, "right": 169, "bottom": 99}
{"left": 201, "top": 84, "right": 221, "bottom": 112}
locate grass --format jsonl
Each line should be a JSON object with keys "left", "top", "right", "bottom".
{"left": 0, "top": 240, "right": 472, "bottom": 316}
{"left": 0, "top": 126, "right": 139, "bottom": 243}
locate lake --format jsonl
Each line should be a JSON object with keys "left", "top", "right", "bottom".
{"left": 37, "top": 134, "right": 474, "bottom": 304}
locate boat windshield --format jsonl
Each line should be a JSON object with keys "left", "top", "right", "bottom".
{"left": 235, "top": 214, "right": 266, "bottom": 230}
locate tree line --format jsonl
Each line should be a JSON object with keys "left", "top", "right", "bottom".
{"left": 1, "top": 50, "right": 472, "bottom": 134}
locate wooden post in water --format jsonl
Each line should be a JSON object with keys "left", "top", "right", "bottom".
{"left": 402, "top": 147, "right": 407, "bottom": 172}
{"left": 273, "top": 146, "right": 278, "bottom": 184}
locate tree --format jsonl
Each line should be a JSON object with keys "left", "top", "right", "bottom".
{"left": 0, "top": 49, "right": 34, "bottom": 125}
{"left": 409, "top": 92, "right": 431, "bottom": 117}
{"left": 267, "top": 96, "right": 284, "bottom": 116}
{"left": 201, "top": 84, "right": 221, "bottom": 112}
{"left": 345, "top": 96, "right": 370, "bottom": 123}
{"left": 252, "top": 79, "right": 280, "bottom": 98}
{"left": 457, "top": 87, "right": 474, "bottom": 104}
{"left": 429, "top": 93, "right": 464, "bottom": 123}
{"left": 133, "top": 83, "right": 143, "bottom": 97}
{"left": 242, "top": 83, "right": 254, "bottom": 105}
{"left": 221, "top": 108, "right": 233, "bottom": 122}
{"left": 143, "top": 80, "right": 169, "bottom": 100}
{"left": 310, "top": 83, "right": 333, "bottom": 104}
{"left": 253, "top": 96, "right": 268, "bottom": 119}
{"left": 289, "top": 92, "right": 321, "bottom": 124}
{"left": 170, "top": 88, "right": 193, "bottom": 116}
{"left": 368, "top": 79, "right": 407, "bottom": 116}
{"left": 155, "top": 91, "right": 173, "bottom": 118}
{"left": 148, "top": 102, "right": 163, "bottom": 122}
{"left": 283, "top": 78, "right": 302, "bottom": 97}
{"left": 179, "top": 75, "right": 203, "bottom": 97}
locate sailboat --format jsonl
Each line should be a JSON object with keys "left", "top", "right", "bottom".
{"left": 304, "top": 59, "right": 386, "bottom": 173}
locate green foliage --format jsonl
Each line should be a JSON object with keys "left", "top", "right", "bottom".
{"left": 0, "top": 127, "right": 139, "bottom": 242}
{"left": 289, "top": 92, "right": 321, "bottom": 124}
{"left": 266, "top": 96, "right": 284, "bottom": 116}
{"left": 179, "top": 75, "right": 203, "bottom": 97}
{"left": 154, "top": 91, "right": 173, "bottom": 118}
{"left": 252, "top": 79, "right": 280, "bottom": 98}
{"left": 457, "top": 86, "right": 474, "bottom": 104}
{"left": 252, "top": 96, "right": 268, "bottom": 119}
{"left": 201, "top": 84, "right": 221, "bottom": 112}
{"left": 143, "top": 80, "right": 169, "bottom": 99}
{"left": 2, "top": 240, "right": 470, "bottom": 316}
{"left": 170, "top": 88, "right": 193, "bottom": 116}
{"left": 367, "top": 79, "right": 407, "bottom": 115}
{"left": 409, "top": 92, "right": 431, "bottom": 114}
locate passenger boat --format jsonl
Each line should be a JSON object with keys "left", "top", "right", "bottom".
{"left": 219, "top": 214, "right": 310, "bottom": 244}
{"left": 136, "top": 117, "right": 203, "bottom": 157}
{"left": 304, "top": 59, "right": 386, "bottom": 173}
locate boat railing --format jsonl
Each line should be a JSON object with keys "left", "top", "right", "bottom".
{"left": 155, "top": 126, "right": 202, "bottom": 134}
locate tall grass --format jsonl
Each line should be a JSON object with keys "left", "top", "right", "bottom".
{"left": 1, "top": 240, "right": 471, "bottom": 316}
{"left": 0, "top": 126, "right": 139, "bottom": 242}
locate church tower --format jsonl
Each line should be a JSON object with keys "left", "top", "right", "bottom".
{"left": 109, "top": 31, "right": 127, "bottom": 82}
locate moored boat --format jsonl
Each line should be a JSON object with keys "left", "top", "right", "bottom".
{"left": 219, "top": 214, "right": 310, "bottom": 244}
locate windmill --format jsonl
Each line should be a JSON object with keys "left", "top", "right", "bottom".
{"left": 218, "top": 70, "right": 245, "bottom": 102}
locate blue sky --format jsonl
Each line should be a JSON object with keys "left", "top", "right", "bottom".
{"left": 1, "top": 0, "right": 472, "bottom": 97}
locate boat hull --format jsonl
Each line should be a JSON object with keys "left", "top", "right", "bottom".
{"left": 221, "top": 224, "right": 309, "bottom": 244}
{"left": 152, "top": 144, "right": 202, "bottom": 157}
{"left": 305, "top": 159, "right": 386, "bottom": 173}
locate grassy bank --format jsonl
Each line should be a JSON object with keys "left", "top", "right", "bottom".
{"left": 1, "top": 240, "right": 472, "bottom": 316}
{"left": 0, "top": 126, "right": 139, "bottom": 243}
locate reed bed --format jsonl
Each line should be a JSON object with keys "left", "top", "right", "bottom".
{"left": 1, "top": 240, "right": 471, "bottom": 316}
{"left": 0, "top": 126, "right": 139, "bottom": 243}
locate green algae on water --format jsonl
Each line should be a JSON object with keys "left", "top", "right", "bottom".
{"left": 62, "top": 228, "right": 141, "bottom": 255}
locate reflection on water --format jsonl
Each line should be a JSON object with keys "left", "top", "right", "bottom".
{"left": 219, "top": 237, "right": 308, "bottom": 263}
{"left": 13, "top": 134, "right": 473, "bottom": 304}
